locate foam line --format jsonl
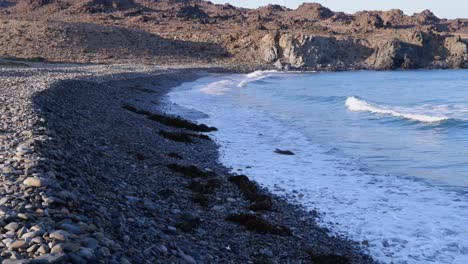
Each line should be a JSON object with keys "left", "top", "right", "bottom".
{"left": 346, "top": 96, "right": 448, "bottom": 123}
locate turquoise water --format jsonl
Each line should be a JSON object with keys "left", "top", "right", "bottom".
{"left": 168, "top": 70, "right": 468, "bottom": 264}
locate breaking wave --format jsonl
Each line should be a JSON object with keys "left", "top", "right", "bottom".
{"left": 346, "top": 96, "right": 449, "bottom": 123}
{"left": 237, "top": 70, "right": 279, "bottom": 87}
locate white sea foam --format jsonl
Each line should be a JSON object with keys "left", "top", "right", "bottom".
{"left": 199, "top": 80, "right": 234, "bottom": 95}
{"left": 346, "top": 96, "right": 449, "bottom": 123}
{"left": 237, "top": 70, "right": 279, "bottom": 87}
{"left": 168, "top": 76, "right": 468, "bottom": 264}
{"left": 199, "top": 71, "right": 281, "bottom": 95}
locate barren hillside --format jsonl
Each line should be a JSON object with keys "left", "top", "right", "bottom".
{"left": 0, "top": 0, "right": 467, "bottom": 70}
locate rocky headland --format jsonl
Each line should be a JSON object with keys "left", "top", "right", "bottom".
{"left": 0, "top": 0, "right": 467, "bottom": 70}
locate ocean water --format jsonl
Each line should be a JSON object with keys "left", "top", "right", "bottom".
{"left": 167, "top": 70, "right": 468, "bottom": 264}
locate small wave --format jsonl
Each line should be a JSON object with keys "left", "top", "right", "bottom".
{"left": 199, "top": 80, "right": 233, "bottom": 95}
{"left": 345, "top": 96, "right": 449, "bottom": 123}
{"left": 237, "top": 70, "right": 279, "bottom": 87}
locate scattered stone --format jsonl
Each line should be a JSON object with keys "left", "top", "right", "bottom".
{"left": 50, "top": 244, "right": 65, "bottom": 254}
{"left": 180, "top": 253, "right": 197, "bottom": 264}
{"left": 9, "top": 239, "right": 30, "bottom": 250}
{"left": 307, "top": 251, "right": 350, "bottom": 264}
{"left": 4, "top": 222, "right": 20, "bottom": 232}
{"left": 32, "top": 253, "right": 68, "bottom": 264}
{"left": 49, "top": 230, "right": 69, "bottom": 241}
{"left": 167, "top": 164, "right": 215, "bottom": 178}
{"left": 23, "top": 177, "right": 48, "bottom": 187}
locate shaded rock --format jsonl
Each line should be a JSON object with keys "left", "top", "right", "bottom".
{"left": 178, "top": 5, "right": 209, "bottom": 19}
{"left": 274, "top": 149, "right": 295, "bottom": 155}
{"left": 307, "top": 251, "right": 350, "bottom": 264}
{"left": 30, "top": 253, "right": 68, "bottom": 264}
{"left": 176, "top": 212, "right": 201, "bottom": 232}
{"left": 167, "top": 164, "right": 215, "bottom": 178}
{"left": 159, "top": 130, "right": 210, "bottom": 143}
{"left": 366, "top": 39, "right": 423, "bottom": 69}
{"left": 49, "top": 230, "right": 69, "bottom": 241}
{"left": 226, "top": 214, "right": 291, "bottom": 236}
{"left": 167, "top": 152, "right": 183, "bottom": 159}
{"left": 122, "top": 105, "right": 217, "bottom": 132}
{"left": 228, "top": 175, "right": 272, "bottom": 211}
{"left": 188, "top": 179, "right": 221, "bottom": 194}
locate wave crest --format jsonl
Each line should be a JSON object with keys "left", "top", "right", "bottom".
{"left": 345, "top": 96, "right": 448, "bottom": 123}
{"left": 237, "top": 70, "right": 279, "bottom": 87}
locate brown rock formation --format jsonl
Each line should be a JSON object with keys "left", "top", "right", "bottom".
{"left": 0, "top": 0, "right": 467, "bottom": 70}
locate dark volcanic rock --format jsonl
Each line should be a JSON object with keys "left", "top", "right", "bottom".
{"left": 226, "top": 214, "right": 292, "bottom": 236}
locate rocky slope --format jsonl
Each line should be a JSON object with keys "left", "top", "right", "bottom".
{"left": 0, "top": 0, "right": 467, "bottom": 70}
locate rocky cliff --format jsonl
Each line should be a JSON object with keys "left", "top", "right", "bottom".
{"left": 0, "top": 0, "right": 467, "bottom": 70}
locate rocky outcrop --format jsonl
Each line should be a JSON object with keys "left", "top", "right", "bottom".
{"left": 353, "top": 12, "right": 384, "bottom": 32}
{"left": 412, "top": 10, "right": 440, "bottom": 25}
{"left": 260, "top": 29, "right": 467, "bottom": 71}
{"left": 13, "top": 0, "right": 69, "bottom": 12}
{"left": 294, "top": 3, "right": 334, "bottom": 20}
{"left": 443, "top": 36, "right": 468, "bottom": 68}
{"left": 367, "top": 32, "right": 468, "bottom": 70}
{"left": 366, "top": 39, "right": 418, "bottom": 69}
{"left": 177, "top": 4, "right": 209, "bottom": 19}
{"left": 379, "top": 9, "right": 407, "bottom": 27}
{"left": 260, "top": 33, "right": 371, "bottom": 70}
{"left": 74, "top": 0, "right": 137, "bottom": 13}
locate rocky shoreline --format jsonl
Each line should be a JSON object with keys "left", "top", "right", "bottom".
{"left": 0, "top": 63, "right": 376, "bottom": 263}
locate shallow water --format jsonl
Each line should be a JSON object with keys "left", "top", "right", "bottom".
{"left": 167, "top": 70, "right": 468, "bottom": 264}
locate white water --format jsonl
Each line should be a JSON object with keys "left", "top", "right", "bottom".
{"left": 345, "top": 96, "right": 449, "bottom": 123}
{"left": 168, "top": 70, "right": 468, "bottom": 264}
{"left": 237, "top": 70, "right": 280, "bottom": 88}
